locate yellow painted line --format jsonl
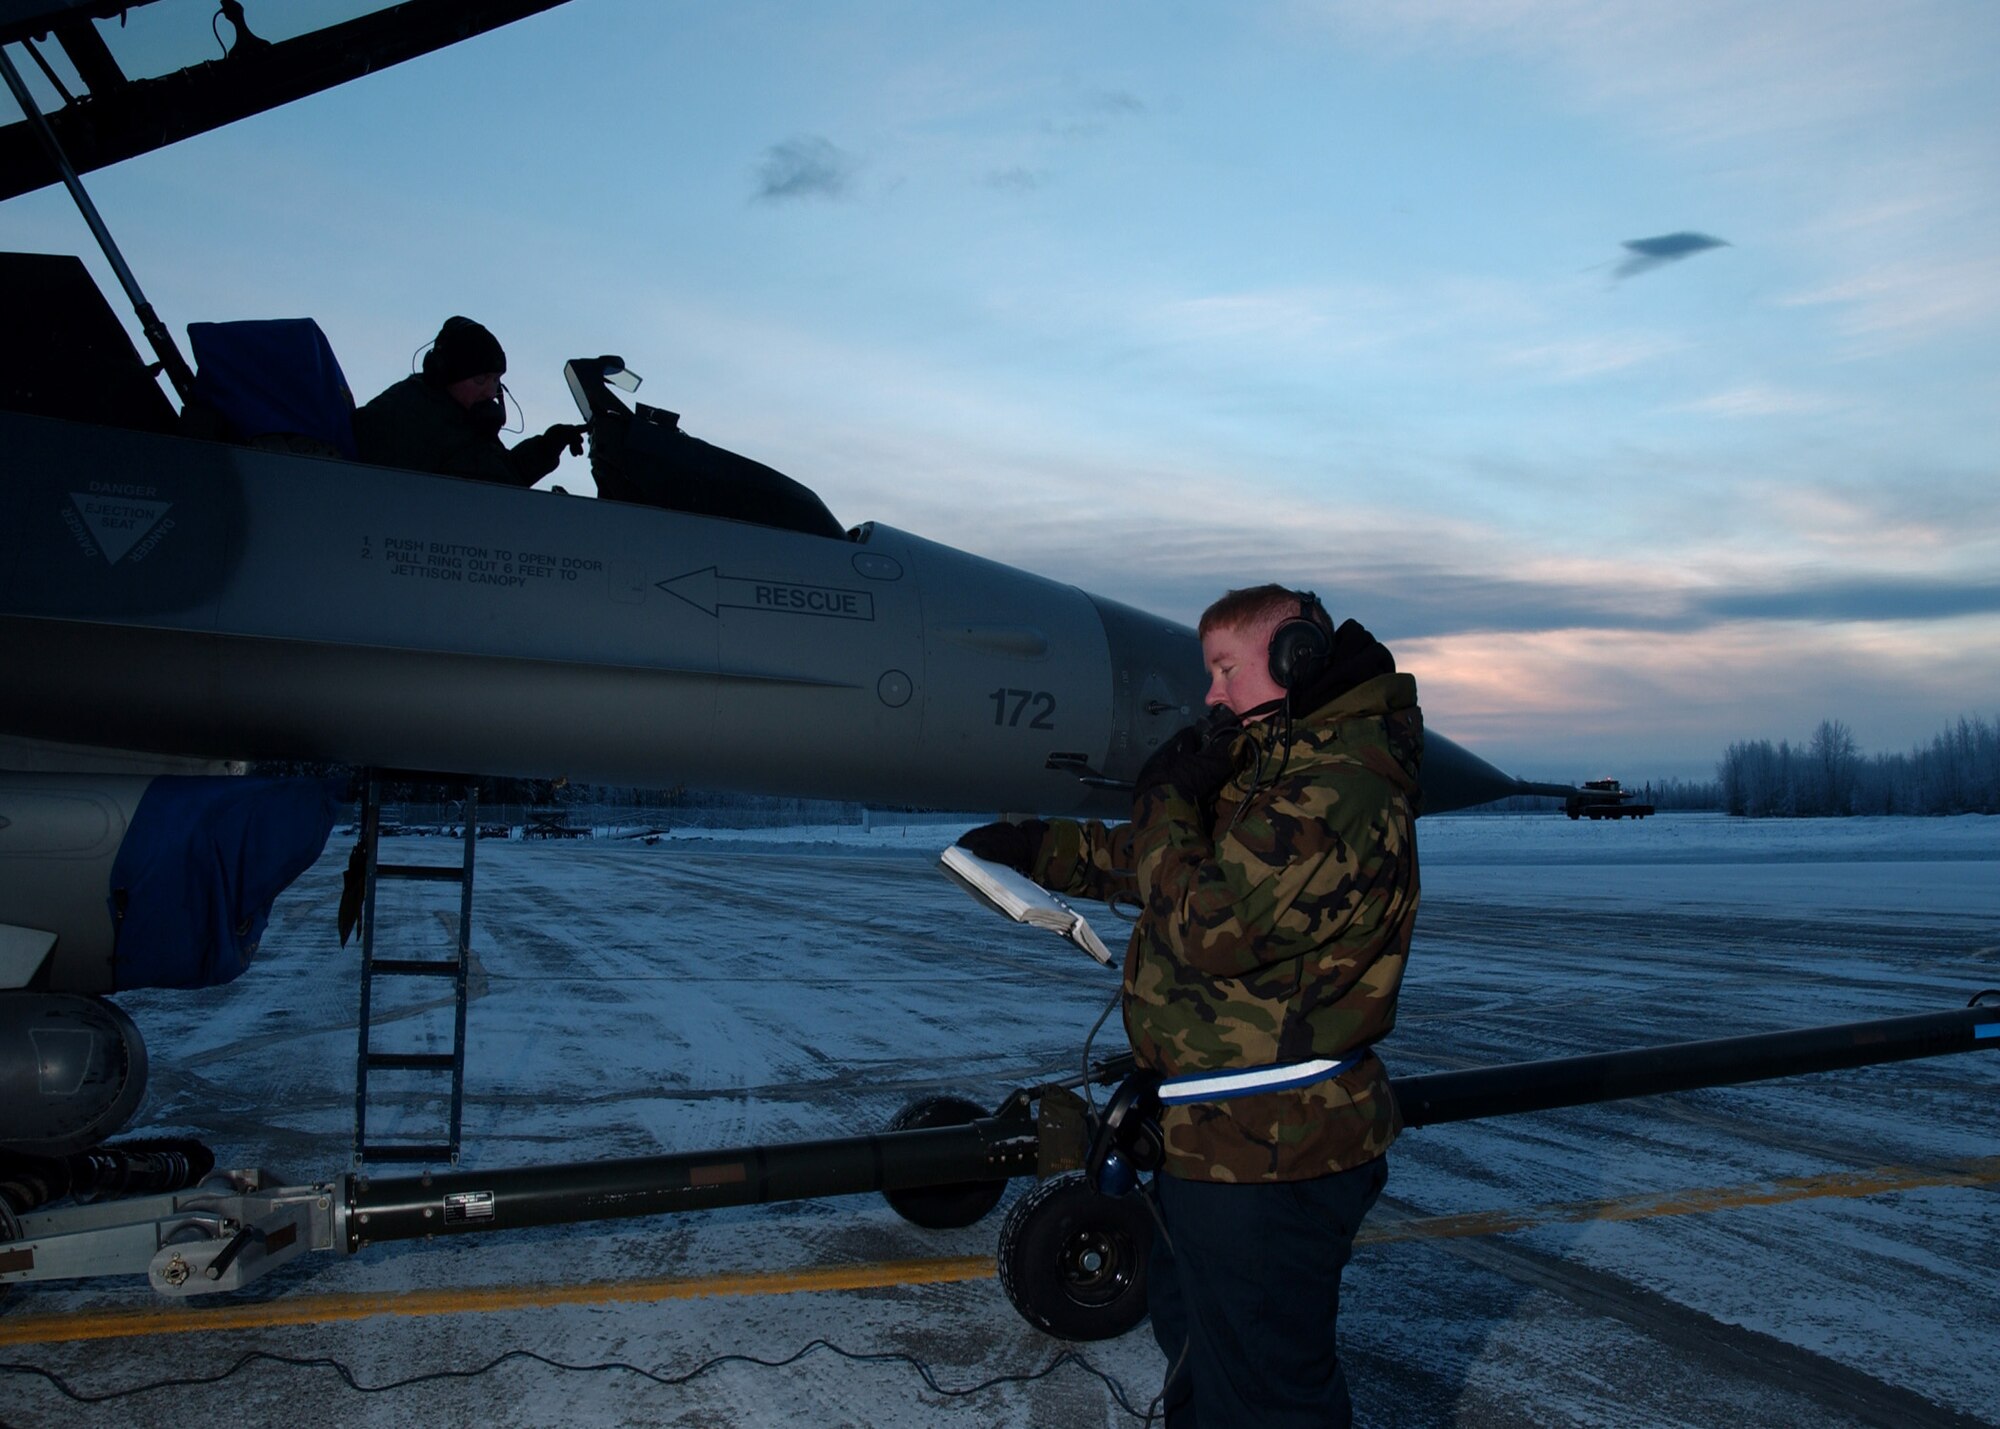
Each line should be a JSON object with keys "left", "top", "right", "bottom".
{"left": 5, "top": 1156, "right": 1995, "bottom": 1347}
{"left": 1360, "top": 1155, "right": 2000, "bottom": 1245}
{"left": 0, "top": 1255, "right": 994, "bottom": 1347}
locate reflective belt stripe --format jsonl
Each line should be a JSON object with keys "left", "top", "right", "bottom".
{"left": 1158, "top": 1052, "right": 1362, "bottom": 1105}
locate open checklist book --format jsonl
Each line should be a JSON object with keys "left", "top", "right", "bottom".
{"left": 938, "top": 844, "right": 1117, "bottom": 967}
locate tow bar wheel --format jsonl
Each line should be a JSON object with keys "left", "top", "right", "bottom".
{"left": 997, "top": 1171, "right": 1152, "bottom": 1341}
{"left": 880, "top": 1094, "right": 1009, "bottom": 1229}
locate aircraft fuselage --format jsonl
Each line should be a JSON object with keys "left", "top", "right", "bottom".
{"left": 2, "top": 410, "right": 1201, "bottom": 817}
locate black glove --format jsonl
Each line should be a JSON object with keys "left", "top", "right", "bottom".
{"left": 956, "top": 818, "right": 1048, "bottom": 874}
{"left": 543, "top": 422, "right": 586, "bottom": 456}
{"left": 1132, "top": 711, "right": 1240, "bottom": 812}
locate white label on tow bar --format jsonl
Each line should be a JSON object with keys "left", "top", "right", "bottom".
{"left": 443, "top": 1190, "right": 496, "bottom": 1224}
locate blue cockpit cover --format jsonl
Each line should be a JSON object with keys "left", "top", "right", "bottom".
{"left": 109, "top": 776, "right": 347, "bottom": 991}
{"left": 188, "top": 318, "right": 358, "bottom": 458}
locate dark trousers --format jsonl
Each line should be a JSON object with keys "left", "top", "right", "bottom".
{"left": 1147, "top": 1157, "right": 1388, "bottom": 1428}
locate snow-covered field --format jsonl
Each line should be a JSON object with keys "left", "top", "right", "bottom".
{"left": 3, "top": 813, "right": 1996, "bottom": 1427}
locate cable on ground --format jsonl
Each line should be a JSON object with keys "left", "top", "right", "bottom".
{"left": 1, "top": 1336, "right": 1156, "bottom": 1420}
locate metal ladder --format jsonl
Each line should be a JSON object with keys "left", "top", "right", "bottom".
{"left": 352, "top": 775, "right": 476, "bottom": 1167}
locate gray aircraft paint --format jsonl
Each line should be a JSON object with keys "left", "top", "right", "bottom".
{"left": 2, "top": 408, "right": 1536, "bottom": 818}
{"left": 1, "top": 410, "right": 1205, "bottom": 816}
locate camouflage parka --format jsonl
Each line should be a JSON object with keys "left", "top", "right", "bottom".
{"left": 1033, "top": 671, "right": 1423, "bottom": 1182}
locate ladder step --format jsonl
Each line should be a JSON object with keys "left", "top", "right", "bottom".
{"left": 364, "top": 1052, "right": 458, "bottom": 1072}
{"left": 355, "top": 775, "right": 475, "bottom": 1168}
{"left": 376, "top": 863, "right": 467, "bottom": 881}
{"left": 357, "top": 1143, "right": 456, "bottom": 1164}
{"left": 367, "top": 958, "right": 463, "bottom": 978}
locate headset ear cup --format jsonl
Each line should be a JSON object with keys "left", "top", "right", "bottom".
{"left": 1268, "top": 617, "right": 1330, "bottom": 690}
{"left": 1126, "top": 1115, "right": 1164, "bottom": 1173}
{"left": 1088, "top": 1072, "right": 1164, "bottom": 1194}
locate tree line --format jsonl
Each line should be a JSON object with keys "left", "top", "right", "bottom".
{"left": 1718, "top": 714, "right": 2000, "bottom": 816}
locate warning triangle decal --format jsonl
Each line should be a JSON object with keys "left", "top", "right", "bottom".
{"left": 69, "top": 492, "right": 173, "bottom": 565}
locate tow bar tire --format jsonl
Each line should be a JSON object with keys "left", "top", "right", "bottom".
{"left": 997, "top": 1171, "right": 1152, "bottom": 1341}
{"left": 881, "top": 1094, "right": 1009, "bottom": 1229}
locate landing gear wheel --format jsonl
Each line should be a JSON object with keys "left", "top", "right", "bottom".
{"left": 997, "top": 1171, "right": 1152, "bottom": 1341}
{"left": 880, "top": 1094, "right": 1008, "bottom": 1229}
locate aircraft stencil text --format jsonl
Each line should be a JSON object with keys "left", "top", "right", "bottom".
{"left": 375, "top": 536, "right": 602, "bottom": 589}
{"left": 756, "top": 583, "right": 863, "bottom": 616}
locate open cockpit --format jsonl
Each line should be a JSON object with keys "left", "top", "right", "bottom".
{"left": 2, "top": 249, "right": 851, "bottom": 540}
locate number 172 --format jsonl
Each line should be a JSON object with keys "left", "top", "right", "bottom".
{"left": 990, "top": 688, "right": 1056, "bottom": 729}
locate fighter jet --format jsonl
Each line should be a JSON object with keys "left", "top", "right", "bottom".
{"left": 0, "top": 0, "right": 1583, "bottom": 1167}
{"left": 18, "top": 6, "right": 1977, "bottom": 1341}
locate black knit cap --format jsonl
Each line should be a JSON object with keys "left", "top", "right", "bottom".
{"left": 423, "top": 316, "right": 506, "bottom": 385}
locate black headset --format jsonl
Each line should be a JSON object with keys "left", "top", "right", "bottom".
{"left": 1266, "top": 590, "right": 1332, "bottom": 691}
{"left": 1086, "top": 1070, "right": 1163, "bottom": 1196}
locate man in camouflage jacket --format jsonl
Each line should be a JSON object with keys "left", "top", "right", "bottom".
{"left": 962, "top": 585, "right": 1422, "bottom": 1427}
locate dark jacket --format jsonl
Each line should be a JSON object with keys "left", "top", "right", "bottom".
{"left": 352, "top": 375, "right": 567, "bottom": 486}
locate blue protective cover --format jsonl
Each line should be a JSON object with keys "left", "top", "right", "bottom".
{"left": 109, "top": 776, "right": 347, "bottom": 991}
{"left": 188, "top": 318, "right": 358, "bottom": 457}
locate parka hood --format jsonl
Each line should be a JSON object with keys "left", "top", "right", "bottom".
{"left": 1247, "top": 667, "right": 1424, "bottom": 802}
{"left": 1287, "top": 617, "right": 1396, "bottom": 718}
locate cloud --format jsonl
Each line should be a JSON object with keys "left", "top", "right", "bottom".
{"left": 1044, "top": 87, "right": 1148, "bottom": 139}
{"left": 1037, "top": 517, "right": 2000, "bottom": 641}
{"left": 1301, "top": 1, "right": 1973, "bottom": 150}
{"left": 1300, "top": 3, "right": 1997, "bottom": 350}
{"left": 1396, "top": 616, "right": 2000, "bottom": 779}
{"left": 1351, "top": 566, "right": 2000, "bottom": 639}
{"left": 1498, "top": 333, "right": 1681, "bottom": 381}
{"left": 1613, "top": 231, "right": 1729, "bottom": 280}
{"left": 983, "top": 165, "right": 1047, "bottom": 193}
{"left": 1779, "top": 252, "right": 2000, "bottom": 350}
{"left": 1695, "top": 578, "right": 2000, "bottom": 625}
{"left": 1672, "top": 384, "right": 1839, "bottom": 418}
{"left": 752, "top": 136, "right": 859, "bottom": 202}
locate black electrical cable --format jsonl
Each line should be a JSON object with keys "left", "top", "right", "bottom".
{"left": 0, "top": 1338, "right": 1156, "bottom": 1420}
{"left": 1080, "top": 987, "right": 1124, "bottom": 1114}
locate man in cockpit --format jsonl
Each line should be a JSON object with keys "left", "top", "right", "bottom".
{"left": 353, "top": 316, "right": 584, "bottom": 487}
{"left": 958, "top": 585, "right": 1423, "bottom": 1428}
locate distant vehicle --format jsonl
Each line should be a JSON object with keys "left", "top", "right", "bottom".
{"left": 1566, "top": 778, "right": 1655, "bottom": 820}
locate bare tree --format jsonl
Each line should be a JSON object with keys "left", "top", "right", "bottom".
{"left": 1809, "top": 718, "right": 1859, "bottom": 816}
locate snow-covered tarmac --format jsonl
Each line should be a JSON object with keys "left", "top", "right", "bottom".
{"left": 3, "top": 812, "right": 1997, "bottom": 1427}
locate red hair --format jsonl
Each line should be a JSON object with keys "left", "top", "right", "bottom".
{"left": 1198, "top": 584, "right": 1317, "bottom": 639}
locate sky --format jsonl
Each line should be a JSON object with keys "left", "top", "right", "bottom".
{"left": 4, "top": 0, "right": 1997, "bottom": 782}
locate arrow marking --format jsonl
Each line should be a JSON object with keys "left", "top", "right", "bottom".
{"left": 656, "top": 568, "right": 875, "bottom": 621}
